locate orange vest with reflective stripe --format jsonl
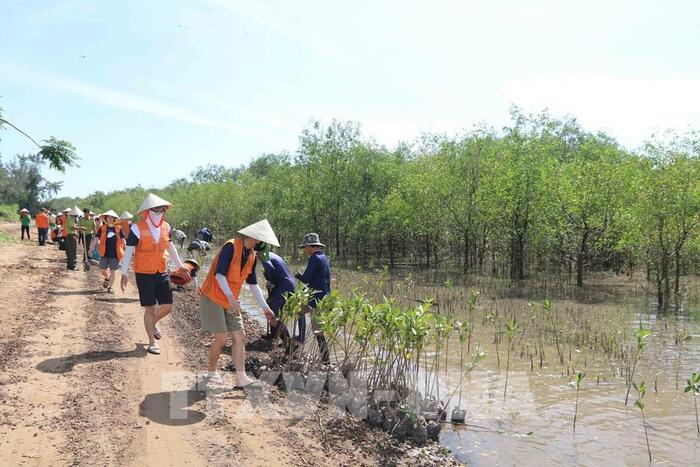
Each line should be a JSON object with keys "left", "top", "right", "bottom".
{"left": 133, "top": 220, "right": 170, "bottom": 274}
{"left": 36, "top": 213, "right": 49, "bottom": 229}
{"left": 200, "top": 238, "right": 256, "bottom": 308}
{"left": 97, "top": 224, "right": 126, "bottom": 260}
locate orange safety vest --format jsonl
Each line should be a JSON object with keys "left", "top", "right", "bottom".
{"left": 133, "top": 220, "right": 170, "bottom": 274}
{"left": 35, "top": 213, "right": 49, "bottom": 229}
{"left": 97, "top": 224, "right": 126, "bottom": 260}
{"left": 120, "top": 219, "right": 131, "bottom": 233}
{"left": 200, "top": 238, "right": 256, "bottom": 308}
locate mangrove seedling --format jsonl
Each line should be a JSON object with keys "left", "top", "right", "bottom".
{"left": 570, "top": 372, "right": 585, "bottom": 433}
{"left": 684, "top": 372, "right": 700, "bottom": 434}
{"left": 633, "top": 381, "right": 652, "bottom": 463}
{"left": 503, "top": 319, "right": 519, "bottom": 402}
{"left": 625, "top": 328, "right": 651, "bottom": 406}
{"left": 675, "top": 329, "right": 691, "bottom": 390}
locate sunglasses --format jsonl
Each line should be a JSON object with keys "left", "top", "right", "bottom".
{"left": 150, "top": 206, "right": 166, "bottom": 213}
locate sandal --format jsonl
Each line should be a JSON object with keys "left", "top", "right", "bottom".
{"left": 154, "top": 325, "right": 162, "bottom": 340}
{"left": 107, "top": 287, "right": 114, "bottom": 294}
{"left": 102, "top": 278, "right": 109, "bottom": 289}
{"left": 147, "top": 344, "right": 160, "bottom": 355}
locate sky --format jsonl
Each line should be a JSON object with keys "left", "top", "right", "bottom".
{"left": 1, "top": 0, "right": 699, "bottom": 197}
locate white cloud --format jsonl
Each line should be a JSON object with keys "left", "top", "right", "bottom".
{"left": 503, "top": 75, "right": 700, "bottom": 147}
{"left": 2, "top": 63, "right": 247, "bottom": 134}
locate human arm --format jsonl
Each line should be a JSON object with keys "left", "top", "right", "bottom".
{"left": 167, "top": 242, "right": 185, "bottom": 269}
{"left": 295, "top": 255, "right": 318, "bottom": 284}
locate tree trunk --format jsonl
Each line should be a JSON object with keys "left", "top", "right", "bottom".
{"left": 674, "top": 246, "right": 682, "bottom": 294}
{"left": 577, "top": 228, "right": 589, "bottom": 287}
{"left": 425, "top": 235, "right": 430, "bottom": 269}
{"left": 463, "top": 231, "right": 469, "bottom": 273}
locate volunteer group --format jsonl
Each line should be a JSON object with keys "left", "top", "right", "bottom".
{"left": 16, "top": 193, "right": 331, "bottom": 387}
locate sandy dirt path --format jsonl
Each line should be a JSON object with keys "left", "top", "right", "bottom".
{"left": 0, "top": 223, "right": 401, "bottom": 466}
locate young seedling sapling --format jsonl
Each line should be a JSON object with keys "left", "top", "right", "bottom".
{"left": 625, "top": 328, "right": 650, "bottom": 406}
{"left": 570, "top": 372, "right": 585, "bottom": 433}
{"left": 684, "top": 372, "right": 700, "bottom": 434}
{"left": 633, "top": 381, "right": 652, "bottom": 463}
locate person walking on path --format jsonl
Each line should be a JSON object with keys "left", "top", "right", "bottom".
{"left": 260, "top": 250, "right": 303, "bottom": 344}
{"left": 35, "top": 208, "right": 50, "bottom": 246}
{"left": 63, "top": 207, "right": 82, "bottom": 270}
{"left": 119, "top": 211, "right": 133, "bottom": 234}
{"left": 89, "top": 210, "right": 126, "bottom": 294}
{"left": 77, "top": 208, "right": 95, "bottom": 253}
{"left": 120, "top": 193, "right": 187, "bottom": 355}
{"left": 198, "top": 219, "right": 277, "bottom": 386}
{"left": 295, "top": 233, "right": 332, "bottom": 363}
{"left": 19, "top": 208, "right": 31, "bottom": 241}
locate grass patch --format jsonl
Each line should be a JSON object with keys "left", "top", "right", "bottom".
{"left": 0, "top": 204, "right": 18, "bottom": 222}
{"left": 0, "top": 230, "right": 17, "bottom": 244}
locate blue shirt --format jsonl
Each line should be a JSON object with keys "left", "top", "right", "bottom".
{"left": 215, "top": 242, "right": 257, "bottom": 285}
{"left": 261, "top": 252, "right": 295, "bottom": 299}
{"left": 295, "top": 250, "right": 331, "bottom": 307}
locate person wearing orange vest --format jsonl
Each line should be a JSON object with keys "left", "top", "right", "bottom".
{"left": 35, "top": 208, "right": 50, "bottom": 246}
{"left": 199, "top": 219, "right": 277, "bottom": 386}
{"left": 88, "top": 210, "right": 126, "bottom": 294}
{"left": 119, "top": 211, "right": 133, "bottom": 234}
{"left": 120, "top": 193, "right": 186, "bottom": 355}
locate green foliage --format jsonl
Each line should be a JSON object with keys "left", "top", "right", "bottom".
{"left": 685, "top": 372, "right": 700, "bottom": 395}
{"left": 37, "top": 110, "right": 699, "bottom": 287}
{"left": 37, "top": 137, "right": 79, "bottom": 172}
{"left": 0, "top": 203, "right": 18, "bottom": 221}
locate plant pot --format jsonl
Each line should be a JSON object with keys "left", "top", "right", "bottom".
{"left": 451, "top": 407, "right": 466, "bottom": 424}
{"left": 426, "top": 421, "right": 442, "bottom": 441}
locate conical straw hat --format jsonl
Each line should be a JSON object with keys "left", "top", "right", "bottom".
{"left": 19, "top": 208, "right": 29, "bottom": 213}
{"left": 119, "top": 210, "right": 133, "bottom": 220}
{"left": 68, "top": 206, "right": 83, "bottom": 217}
{"left": 63, "top": 207, "right": 71, "bottom": 213}
{"left": 137, "top": 193, "right": 172, "bottom": 213}
{"left": 100, "top": 210, "right": 119, "bottom": 219}
{"left": 237, "top": 219, "right": 280, "bottom": 247}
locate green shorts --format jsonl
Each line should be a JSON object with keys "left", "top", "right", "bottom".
{"left": 199, "top": 294, "right": 244, "bottom": 334}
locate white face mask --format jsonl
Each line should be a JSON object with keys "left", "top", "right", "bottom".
{"left": 149, "top": 210, "right": 164, "bottom": 224}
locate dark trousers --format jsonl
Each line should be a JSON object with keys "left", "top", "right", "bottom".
{"left": 78, "top": 232, "right": 84, "bottom": 245}
{"left": 65, "top": 234, "right": 77, "bottom": 269}
{"left": 21, "top": 225, "right": 30, "bottom": 240}
{"left": 83, "top": 234, "right": 93, "bottom": 260}
{"left": 37, "top": 228, "right": 48, "bottom": 246}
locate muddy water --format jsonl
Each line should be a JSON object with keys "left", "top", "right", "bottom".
{"left": 191, "top": 250, "right": 700, "bottom": 465}
{"left": 438, "top": 300, "right": 700, "bottom": 466}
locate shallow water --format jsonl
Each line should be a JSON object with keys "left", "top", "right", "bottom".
{"left": 334, "top": 269, "right": 700, "bottom": 466}
{"left": 193, "top": 250, "right": 700, "bottom": 465}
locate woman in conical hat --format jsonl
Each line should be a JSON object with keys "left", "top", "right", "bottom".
{"left": 61, "top": 207, "right": 83, "bottom": 270}
{"left": 120, "top": 193, "right": 186, "bottom": 355}
{"left": 198, "top": 219, "right": 278, "bottom": 386}
{"left": 89, "top": 210, "right": 126, "bottom": 294}
{"left": 119, "top": 211, "right": 133, "bottom": 234}
{"left": 19, "top": 208, "right": 31, "bottom": 241}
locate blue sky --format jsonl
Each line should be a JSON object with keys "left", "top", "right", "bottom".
{"left": 1, "top": 0, "right": 699, "bottom": 197}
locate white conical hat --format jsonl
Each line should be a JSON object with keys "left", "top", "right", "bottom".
{"left": 68, "top": 206, "right": 83, "bottom": 217}
{"left": 100, "top": 210, "right": 119, "bottom": 219}
{"left": 63, "top": 208, "right": 71, "bottom": 213}
{"left": 237, "top": 219, "right": 280, "bottom": 247}
{"left": 137, "top": 193, "right": 172, "bottom": 213}
{"left": 19, "top": 208, "right": 29, "bottom": 213}
{"left": 119, "top": 210, "right": 133, "bottom": 220}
